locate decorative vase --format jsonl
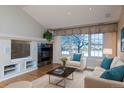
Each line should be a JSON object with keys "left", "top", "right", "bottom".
{"left": 62, "top": 61, "right": 66, "bottom": 70}
{"left": 60, "top": 57, "right": 68, "bottom": 70}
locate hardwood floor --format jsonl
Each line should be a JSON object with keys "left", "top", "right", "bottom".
{"left": 0, "top": 63, "right": 60, "bottom": 88}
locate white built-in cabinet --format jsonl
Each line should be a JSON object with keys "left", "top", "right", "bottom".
{"left": 0, "top": 39, "right": 38, "bottom": 82}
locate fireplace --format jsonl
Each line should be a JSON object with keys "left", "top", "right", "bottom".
{"left": 38, "top": 43, "right": 53, "bottom": 67}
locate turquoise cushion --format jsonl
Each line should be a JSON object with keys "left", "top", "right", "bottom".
{"left": 100, "top": 65, "right": 124, "bottom": 82}
{"left": 73, "top": 54, "right": 81, "bottom": 61}
{"left": 100, "top": 57, "right": 113, "bottom": 69}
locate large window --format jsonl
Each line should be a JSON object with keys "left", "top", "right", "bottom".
{"left": 61, "top": 36, "right": 70, "bottom": 55}
{"left": 91, "top": 34, "right": 103, "bottom": 57}
{"left": 61, "top": 34, "right": 89, "bottom": 56}
{"left": 61, "top": 33, "right": 103, "bottom": 57}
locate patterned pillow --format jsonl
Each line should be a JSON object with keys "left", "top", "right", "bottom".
{"left": 110, "top": 57, "right": 120, "bottom": 68}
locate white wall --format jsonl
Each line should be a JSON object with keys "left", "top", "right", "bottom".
{"left": 0, "top": 6, "right": 45, "bottom": 38}
{"left": 0, "top": 6, "right": 46, "bottom": 80}
{"left": 0, "top": 39, "right": 11, "bottom": 65}
{"left": 104, "top": 32, "right": 117, "bottom": 57}
{"left": 53, "top": 36, "right": 61, "bottom": 63}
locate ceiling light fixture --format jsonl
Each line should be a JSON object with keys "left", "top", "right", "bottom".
{"left": 67, "top": 12, "right": 71, "bottom": 15}
{"left": 89, "top": 8, "right": 92, "bottom": 11}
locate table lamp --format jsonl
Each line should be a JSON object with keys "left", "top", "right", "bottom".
{"left": 103, "top": 48, "right": 112, "bottom": 58}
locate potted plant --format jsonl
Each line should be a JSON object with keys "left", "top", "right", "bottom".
{"left": 60, "top": 57, "right": 68, "bottom": 69}
{"left": 43, "top": 30, "right": 53, "bottom": 42}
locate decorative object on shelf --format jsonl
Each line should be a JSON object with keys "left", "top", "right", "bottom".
{"left": 121, "top": 27, "right": 124, "bottom": 52}
{"left": 60, "top": 57, "right": 68, "bottom": 69}
{"left": 103, "top": 48, "right": 112, "bottom": 58}
{"left": 43, "top": 30, "right": 53, "bottom": 42}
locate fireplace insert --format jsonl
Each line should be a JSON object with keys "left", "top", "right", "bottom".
{"left": 38, "top": 43, "right": 53, "bottom": 67}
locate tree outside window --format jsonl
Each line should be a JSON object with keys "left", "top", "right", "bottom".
{"left": 61, "top": 33, "right": 103, "bottom": 57}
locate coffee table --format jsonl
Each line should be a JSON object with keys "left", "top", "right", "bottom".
{"left": 47, "top": 66, "right": 76, "bottom": 88}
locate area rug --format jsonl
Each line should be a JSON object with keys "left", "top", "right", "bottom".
{"left": 32, "top": 70, "right": 92, "bottom": 88}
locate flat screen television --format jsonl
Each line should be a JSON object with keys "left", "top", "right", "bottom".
{"left": 11, "top": 40, "right": 30, "bottom": 59}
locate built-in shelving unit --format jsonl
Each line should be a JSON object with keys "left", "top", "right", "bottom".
{"left": 0, "top": 39, "right": 38, "bottom": 82}
{"left": 4, "top": 64, "right": 20, "bottom": 77}
{"left": 26, "top": 60, "right": 36, "bottom": 70}
{"left": 0, "top": 58, "right": 37, "bottom": 81}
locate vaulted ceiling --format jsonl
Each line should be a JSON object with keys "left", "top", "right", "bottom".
{"left": 20, "top": 5, "right": 122, "bottom": 29}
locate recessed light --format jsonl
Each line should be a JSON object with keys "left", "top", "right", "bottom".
{"left": 89, "top": 8, "right": 92, "bottom": 11}
{"left": 67, "top": 12, "right": 71, "bottom": 15}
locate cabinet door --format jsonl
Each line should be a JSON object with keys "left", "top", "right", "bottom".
{"left": 0, "top": 39, "right": 11, "bottom": 65}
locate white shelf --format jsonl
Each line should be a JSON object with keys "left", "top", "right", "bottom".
{"left": 4, "top": 68, "right": 16, "bottom": 72}
{"left": 4, "top": 70, "right": 18, "bottom": 77}
{"left": 0, "top": 33, "right": 47, "bottom": 42}
{"left": 4, "top": 64, "right": 20, "bottom": 77}
{"left": 26, "top": 60, "right": 36, "bottom": 70}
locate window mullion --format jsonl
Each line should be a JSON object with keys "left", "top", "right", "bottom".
{"left": 69, "top": 36, "right": 72, "bottom": 55}
{"left": 88, "top": 34, "right": 91, "bottom": 57}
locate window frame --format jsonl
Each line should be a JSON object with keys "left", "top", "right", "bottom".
{"left": 90, "top": 33, "right": 104, "bottom": 58}
{"left": 61, "top": 33, "right": 104, "bottom": 58}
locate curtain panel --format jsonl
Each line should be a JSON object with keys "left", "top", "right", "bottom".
{"left": 52, "top": 23, "right": 117, "bottom": 36}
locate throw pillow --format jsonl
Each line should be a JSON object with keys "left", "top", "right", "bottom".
{"left": 110, "top": 57, "right": 120, "bottom": 68}
{"left": 100, "top": 65, "right": 124, "bottom": 82}
{"left": 73, "top": 53, "right": 81, "bottom": 61}
{"left": 101, "top": 57, "right": 113, "bottom": 70}
{"left": 114, "top": 60, "right": 124, "bottom": 67}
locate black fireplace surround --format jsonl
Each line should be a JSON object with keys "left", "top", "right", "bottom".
{"left": 38, "top": 43, "right": 53, "bottom": 67}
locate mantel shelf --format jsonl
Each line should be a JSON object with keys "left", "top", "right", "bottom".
{"left": 0, "top": 33, "right": 47, "bottom": 42}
